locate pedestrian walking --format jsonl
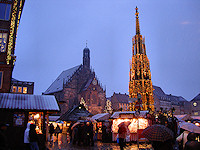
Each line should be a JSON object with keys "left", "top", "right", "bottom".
{"left": 49, "top": 123, "right": 54, "bottom": 141}
{"left": 118, "top": 123, "right": 127, "bottom": 150}
{"left": 29, "top": 124, "right": 39, "bottom": 150}
{"left": 24, "top": 123, "right": 31, "bottom": 150}
{"left": 184, "top": 132, "right": 200, "bottom": 150}
{"left": 55, "top": 124, "right": 61, "bottom": 139}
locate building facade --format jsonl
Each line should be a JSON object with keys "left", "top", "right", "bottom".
{"left": 153, "top": 85, "right": 191, "bottom": 115}
{"left": 109, "top": 92, "right": 129, "bottom": 112}
{"left": 190, "top": 93, "right": 200, "bottom": 116}
{"left": 129, "top": 7, "right": 154, "bottom": 111}
{"left": 10, "top": 78, "right": 34, "bottom": 94}
{"left": 44, "top": 46, "right": 106, "bottom": 115}
{"left": 0, "top": 0, "right": 25, "bottom": 93}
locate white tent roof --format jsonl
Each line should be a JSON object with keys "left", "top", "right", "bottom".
{"left": 91, "top": 113, "right": 110, "bottom": 121}
{"left": 111, "top": 111, "right": 148, "bottom": 119}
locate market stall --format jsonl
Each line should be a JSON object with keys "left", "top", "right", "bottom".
{"left": 91, "top": 113, "right": 112, "bottom": 141}
{"left": 111, "top": 111, "right": 149, "bottom": 141}
{"left": 0, "top": 93, "right": 60, "bottom": 150}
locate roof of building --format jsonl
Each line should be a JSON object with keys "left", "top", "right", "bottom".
{"left": 91, "top": 113, "right": 111, "bottom": 121}
{"left": 113, "top": 93, "right": 129, "bottom": 103}
{"left": 58, "top": 104, "right": 92, "bottom": 121}
{"left": 191, "top": 93, "right": 200, "bottom": 102}
{"left": 0, "top": 93, "right": 59, "bottom": 111}
{"left": 11, "top": 78, "right": 34, "bottom": 85}
{"left": 153, "top": 85, "right": 170, "bottom": 101}
{"left": 44, "top": 65, "right": 81, "bottom": 94}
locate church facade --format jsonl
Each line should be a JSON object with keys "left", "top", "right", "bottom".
{"left": 44, "top": 46, "right": 106, "bottom": 115}
{"left": 129, "top": 7, "right": 154, "bottom": 111}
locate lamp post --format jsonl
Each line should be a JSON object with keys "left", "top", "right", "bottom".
{"left": 135, "top": 110, "right": 140, "bottom": 149}
{"left": 136, "top": 93, "right": 141, "bottom": 150}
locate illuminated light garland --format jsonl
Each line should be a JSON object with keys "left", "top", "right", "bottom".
{"left": 7, "top": 0, "right": 23, "bottom": 65}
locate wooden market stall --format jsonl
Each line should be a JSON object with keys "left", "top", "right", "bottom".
{"left": 58, "top": 104, "right": 93, "bottom": 133}
{"left": 0, "top": 93, "right": 60, "bottom": 150}
{"left": 111, "top": 111, "right": 149, "bottom": 142}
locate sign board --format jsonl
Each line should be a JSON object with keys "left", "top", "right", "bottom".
{"left": 119, "top": 113, "right": 135, "bottom": 119}
{"left": 13, "top": 113, "right": 25, "bottom": 126}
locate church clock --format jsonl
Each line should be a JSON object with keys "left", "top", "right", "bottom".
{"left": 92, "top": 79, "right": 97, "bottom": 85}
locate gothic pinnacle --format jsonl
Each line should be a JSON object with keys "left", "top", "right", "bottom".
{"left": 135, "top": 6, "right": 140, "bottom": 35}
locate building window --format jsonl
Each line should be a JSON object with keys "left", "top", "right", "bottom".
{"left": 0, "top": 71, "right": 3, "bottom": 89}
{"left": 23, "top": 87, "right": 27, "bottom": 94}
{"left": 18, "top": 86, "right": 22, "bottom": 93}
{"left": 0, "top": 3, "right": 11, "bottom": 21}
{"left": 194, "top": 112, "right": 198, "bottom": 116}
{"left": 0, "top": 33, "right": 8, "bottom": 52}
{"left": 12, "top": 86, "right": 17, "bottom": 92}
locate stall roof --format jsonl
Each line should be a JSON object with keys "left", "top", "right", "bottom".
{"left": 0, "top": 93, "right": 60, "bottom": 111}
{"left": 174, "top": 114, "right": 193, "bottom": 121}
{"left": 91, "top": 113, "right": 111, "bottom": 121}
{"left": 58, "top": 104, "right": 92, "bottom": 121}
{"left": 111, "top": 111, "right": 148, "bottom": 119}
{"left": 191, "top": 116, "right": 200, "bottom": 120}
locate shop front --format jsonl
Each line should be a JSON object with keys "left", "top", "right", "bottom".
{"left": 0, "top": 93, "right": 60, "bottom": 150}
{"left": 111, "top": 111, "right": 149, "bottom": 142}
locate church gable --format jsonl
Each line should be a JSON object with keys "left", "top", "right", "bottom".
{"left": 79, "top": 77, "right": 106, "bottom": 114}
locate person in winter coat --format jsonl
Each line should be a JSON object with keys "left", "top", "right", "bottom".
{"left": 24, "top": 123, "right": 31, "bottom": 150}
{"left": 184, "top": 132, "right": 200, "bottom": 150}
{"left": 49, "top": 123, "right": 54, "bottom": 141}
{"left": 118, "top": 124, "right": 127, "bottom": 150}
{"left": 55, "top": 125, "right": 61, "bottom": 138}
{"left": 176, "top": 129, "right": 190, "bottom": 150}
{"left": 29, "top": 124, "right": 39, "bottom": 150}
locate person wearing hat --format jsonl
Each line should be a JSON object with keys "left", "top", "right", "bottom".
{"left": 0, "top": 123, "right": 9, "bottom": 150}
{"left": 184, "top": 132, "right": 200, "bottom": 150}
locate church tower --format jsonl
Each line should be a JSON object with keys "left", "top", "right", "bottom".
{"left": 129, "top": 7, "right": 154, "bottom": 111}
{"left": 83, "top": 43, "right": 90, "bottom": 69}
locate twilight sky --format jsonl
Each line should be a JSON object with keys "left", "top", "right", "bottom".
{"left": 13, "top": 0, "right": 200, "bottom": 101}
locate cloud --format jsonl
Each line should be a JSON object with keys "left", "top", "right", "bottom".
{"left": 180, "top": 21, "right": 191, "bottom": 25}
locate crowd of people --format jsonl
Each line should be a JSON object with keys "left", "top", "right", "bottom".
{"left": 48, "top": 123, "right": 62, "bottom": 141}
{"left": 68, "top": 121, "right": 94, "bottom": 146}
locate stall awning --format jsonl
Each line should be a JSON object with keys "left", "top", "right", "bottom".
{"left": 174, "top": 114, "right": 192, "bottom": 121}
{"left": 0, "top": 93, "right": 60, "bottom": 111}
{"left": 111, "top": 111, "right": 148, "bottom": 119}
{"left": 91, "top": 113, "right": 111, "bottom": 121}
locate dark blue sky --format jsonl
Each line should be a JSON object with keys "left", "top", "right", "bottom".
{"left": 13, "top": 0, "right": 200, "bottom": 101}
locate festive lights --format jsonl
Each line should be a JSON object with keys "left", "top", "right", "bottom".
{"left": 7, "top": 0, "right": 23, "bottom": 65}
{"left": 112, "top": 118, "right": 148, "bottom": 133}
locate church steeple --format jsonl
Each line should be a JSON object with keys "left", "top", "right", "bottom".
{"left": 83, "top": 42, "right": 90, "bottom": 69}
{"left": 135, "top": 6, "right": 140, "bottom": 35}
